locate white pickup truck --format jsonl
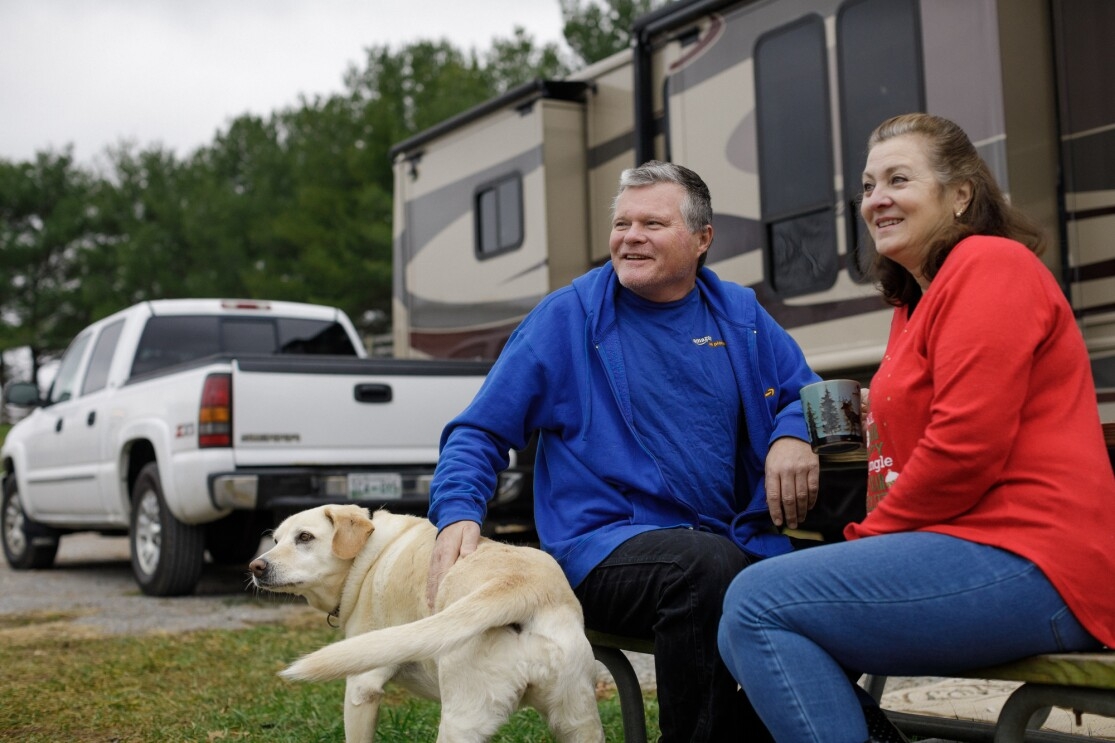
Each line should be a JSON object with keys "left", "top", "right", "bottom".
{"left": 1, "top": 299, "right": 528, "bottom": 596}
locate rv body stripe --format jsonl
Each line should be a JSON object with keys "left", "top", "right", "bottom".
{"left": 403, "top": 147, "right": 543, "bottom": 262}
{"left": 662, "top": 0, "right": 845, "bottom": 96}
{"left": 1079, "top": 304, "right": 1115, "bottom": 320}
{"left": 586, "top": 130, "right": 636, "bottom": 170}
{"left": 708, "top": 214, "right": 762, "bottom": 263}
{"left": 1069, "top": 205, "right": 1115, "bottom": 221}
{"left": 1071, "top": 258, "right": 1115, "bottom": 284}
{"left": 751, "top": 284, "right": 888, "bottom": 330}
{"left": 409, "top": 294, "right": 545, "bottom": 332}
{"left": 500, "top": 259, "right": 550, "bottom": 285}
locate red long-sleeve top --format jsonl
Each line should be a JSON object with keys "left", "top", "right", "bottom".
{"left": 845, "top": 236, "right": 1115, "bottom": 648}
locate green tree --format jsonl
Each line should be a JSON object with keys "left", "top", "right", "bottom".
{"left": 1, "top": 27, "right": 582, "bottom": 367}
{"left": 97, "top": 144, "right": 200, "bottom": 305}
{"left": 560, "top": 0, "right": 663, "bottom": 65}
{"left": 250, "top": 96, "right": 388, "bottom": 323}
{"left": 183, "top": 114, "right": 293, "bottom": 301}
{"left": 327, "top": 34, "right": 571, "bottom": 329}
{"left": 345, "top": 41, "right": 493, "bottom": 149}
{"left": 0, "top": 150, "right": 105, "bottom": 378}
{"left": 483, "top": 27, "right": 570, "bottom": 92}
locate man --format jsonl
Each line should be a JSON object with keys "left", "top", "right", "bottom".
{"left": 426, "top": 161, "right": 820, "bottom": 741}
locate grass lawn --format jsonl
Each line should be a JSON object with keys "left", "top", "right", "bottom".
{"left": 0, "top": 609, "right": 658, "bottom": 741}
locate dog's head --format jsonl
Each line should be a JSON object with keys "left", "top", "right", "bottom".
{"left": 249, "top": 504, "right": 374, "bottom": 614}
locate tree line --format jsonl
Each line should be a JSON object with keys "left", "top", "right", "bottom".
{"left": 0, "top": 0, "right": 659, "bottom": 389}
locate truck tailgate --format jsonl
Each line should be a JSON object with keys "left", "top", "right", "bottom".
{"left": 229, "top": 357, "right": 490, "bottom": 466}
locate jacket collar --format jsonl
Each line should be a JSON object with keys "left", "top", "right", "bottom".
{"left": 571, "top": 262, "right": 757, "bottom": 341}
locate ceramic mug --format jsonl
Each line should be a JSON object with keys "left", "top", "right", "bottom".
{"left": 800, "top": 379, "right": 864, "bottom": 454}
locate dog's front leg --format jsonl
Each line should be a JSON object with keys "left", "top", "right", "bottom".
{"left": 344, "top": 668, "right": 394, "bottom": 743}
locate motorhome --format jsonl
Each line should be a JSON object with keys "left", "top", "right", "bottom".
{"left": 389, "top": 0, "right": 1114, "bottom": 442}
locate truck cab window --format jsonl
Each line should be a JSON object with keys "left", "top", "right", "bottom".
{"left": 131, "top": 315, "right": 360, "bottom": 378}
{"left": 475, "top": 173, "right": 524, "bottom": 258}
{"left": 277, "top": 319, "right": 358, "bottom": 355}
{"left": 221, "top": 319, "right": 279, "bottom": 353}
{"left": 81, "top": 319, "right": 126, "bottom": 395}
{"left": 48, "top": 332, "right": 93, "bottom": 405}
{"left": 754, "top": 14, "right": 838, "bottom": 297}
{"left": 131, "top": 316, "right": 221, "bottom": 377}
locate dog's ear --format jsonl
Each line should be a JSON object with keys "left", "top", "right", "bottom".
{"left": 324, "top": 505, "right": 374, "bottom": 560}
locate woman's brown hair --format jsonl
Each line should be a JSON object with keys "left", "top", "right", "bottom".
{"left": 863, "top": 113, "right": 1047, "bottom": 307}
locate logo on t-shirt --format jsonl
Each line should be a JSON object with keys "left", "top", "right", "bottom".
{"left": 692, "top": 335, "right": 726, "bottom": 347}
{"left": 864, "top": 407, "right": 899, "bottom": 511}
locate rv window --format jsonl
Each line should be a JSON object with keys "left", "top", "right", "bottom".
{"left": 754, "top": 15, "right": 838, "bottom": 297}
{"left": 475, "top": 174, "right": 524, "bottom": 258}
{"left": 837, "top": 0, "right": 924, "bottom": 282}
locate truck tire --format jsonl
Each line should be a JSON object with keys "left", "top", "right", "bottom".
{"left": 205, "top": 511, "right": 269, "bottom": 565}
{"left": 2, "top": 475, "right": 60, "bottom": 570}
{"left": 129, "top": 463, "right": 205, "bottom": 596}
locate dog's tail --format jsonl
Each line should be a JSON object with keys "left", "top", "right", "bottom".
{"left": 280, "top": 575, "right": 556, "bottom": 682}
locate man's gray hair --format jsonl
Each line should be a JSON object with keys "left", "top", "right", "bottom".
{"left": 614, "top": 160, "right": 714, "bottom": 234}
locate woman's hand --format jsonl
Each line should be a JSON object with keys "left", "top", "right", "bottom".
{"left": 860, "top": 387, "right": 871, "bottom": 442}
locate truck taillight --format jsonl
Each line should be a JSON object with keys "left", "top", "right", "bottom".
{"left": 199, "top": 373, "right": 232, "bottom": 448}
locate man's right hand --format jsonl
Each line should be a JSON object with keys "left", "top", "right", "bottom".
{"left": 426, "top": 520, "right": 481, "bottom": 611}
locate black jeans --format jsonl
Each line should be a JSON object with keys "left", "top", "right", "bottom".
{"left": 574, "top": 528, "right": 773, "bottom": 743}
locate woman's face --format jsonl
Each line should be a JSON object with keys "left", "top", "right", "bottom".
{"left": 860, "top": 134, "right": 968, "bottom": 286}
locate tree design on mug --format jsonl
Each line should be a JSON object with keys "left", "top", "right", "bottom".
{"left": 820, "top": 387, "right": 841, "bottom": 432}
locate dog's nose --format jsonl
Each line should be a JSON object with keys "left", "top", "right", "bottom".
{"left": 249, "top": 557, "right": 268, "bottom": 577}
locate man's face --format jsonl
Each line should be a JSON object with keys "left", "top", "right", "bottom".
{"left": 609, "top": 182, "right": 711, "bottom": 302}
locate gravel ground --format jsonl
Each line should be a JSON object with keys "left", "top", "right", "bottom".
{"left": 0, "top": 532, "right": 317, "bottom": 636}
{"left": 0, "top": 531, "right": 658, "bottom": 689}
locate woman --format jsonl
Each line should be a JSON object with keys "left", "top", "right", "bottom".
{"left": 717, "top": 113, "right": 1115, "bottom": 743}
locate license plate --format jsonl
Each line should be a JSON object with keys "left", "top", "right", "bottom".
{"left": 347, "top": 473, "right": 403, "bottom": 500}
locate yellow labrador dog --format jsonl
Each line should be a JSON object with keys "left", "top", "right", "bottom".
{"left": 249, "top": 505, "right": 604, "bottom": 743}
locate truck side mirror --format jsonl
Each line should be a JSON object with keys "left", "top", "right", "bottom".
{"left": 3, "top": 381, "right": 45, "bottom": 407}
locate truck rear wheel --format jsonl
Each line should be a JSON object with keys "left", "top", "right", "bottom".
{"left": 129, "top": 463, "right": 205, "bottom": 596}
{"left": 205, "top": 511, "right": 269, "bottom": 565}
{"left": 2, "top": 475, "right": 60, "bottom": 570}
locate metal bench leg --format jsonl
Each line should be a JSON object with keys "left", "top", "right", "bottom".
{"left": 994, "top": 684, "right": 1115, "bottom": 743}
{"left": 592, "top": 644, "right": 648, "bottom": 743}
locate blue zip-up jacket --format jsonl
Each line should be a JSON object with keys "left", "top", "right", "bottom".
{"left": 429, "top": 263, "right": 820, "bottom": 587}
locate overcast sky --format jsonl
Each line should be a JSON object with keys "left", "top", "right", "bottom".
{"left": 0, "top": 0, "right": 568, "bottom": 166}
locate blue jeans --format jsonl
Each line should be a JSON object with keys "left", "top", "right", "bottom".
{"left": 574, "top": 528, "right": 772, "bottom": 742}
{"left": 717, "top": 532, "right": 1102, "bottom": 742}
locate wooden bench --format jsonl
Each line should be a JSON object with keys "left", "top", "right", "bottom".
{"left": 869, "top": 651, "right": 1115, "bottom": 742}
{"left": 589, "top": 637, "right": 1115, "bottom": 743}
{"left": 586, "top": 630, "right": 655, "bottom": 743}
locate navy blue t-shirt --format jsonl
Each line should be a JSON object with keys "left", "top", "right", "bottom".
{"left": 616, "top": 286, "right": 743, "bottom": 517}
